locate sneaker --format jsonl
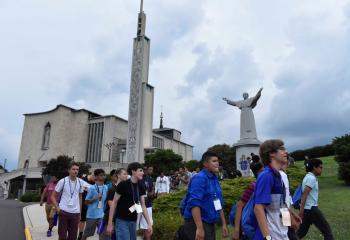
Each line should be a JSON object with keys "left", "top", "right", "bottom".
{"left": 47, "top": 230, "right": 52, "bottom": 237}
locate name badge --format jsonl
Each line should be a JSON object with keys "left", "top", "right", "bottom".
{"left": 129, "top": 204, "right": 136, "bottom": 213}
{"left": 213, "top": 199, "right": 222, "bottom": 211}
{"left": 135, "top": 203, "right": 143, "bottom": 214}
{"left": 68, "top": 199, "right": 73, "bottom": 206}
{"left": 97, "top": 200, "right": 102, "bottom": 209}
{"left": 280, "top": 208, "right": 291, "bottom": 226}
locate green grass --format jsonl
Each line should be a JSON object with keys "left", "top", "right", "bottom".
{"left": 216, "top": 156, "right": 350, "bottom": 239}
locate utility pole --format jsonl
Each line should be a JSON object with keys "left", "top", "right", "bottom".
{"left": 104, "top": 142, "right": 115, "bottom": 170}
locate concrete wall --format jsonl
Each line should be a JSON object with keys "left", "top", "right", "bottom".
{"left": 153, "top": 133, "right": 193, "bottom": 161}
{"left": 17, "top": 106, "right": 89, "bottom": 169}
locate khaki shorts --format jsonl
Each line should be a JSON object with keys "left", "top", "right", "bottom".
{"left": 45, "top": 204, "right": 56, "bottom": 222}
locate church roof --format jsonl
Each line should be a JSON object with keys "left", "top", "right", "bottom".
{"left": 24, "top": 104, "right": 101, "bottom": 117}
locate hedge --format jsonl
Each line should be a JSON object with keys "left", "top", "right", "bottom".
{"left": 151, "top": 165, "right": 304, "bottom": 240}
{"left": 20, "top": 192, "right": 41, "bottom": 202}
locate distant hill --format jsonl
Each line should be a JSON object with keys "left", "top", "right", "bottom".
{"left": 290, "top": 144, "right": 334, "bottom": 160}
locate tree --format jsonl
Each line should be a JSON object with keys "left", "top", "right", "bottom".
{"left": 145, "top": 149, "right": 183, "bottom": 177}
{"left": 42, "top": 155, "right": 91, "bottom": 179}
{"left": 207, "top": 144, "right": 236, "bottom": 178}
{"left": 333, "top": 134, "right": 350, "bottom": 185}
{"left": 185, "top": 160, "right": 200, "bottom": 172}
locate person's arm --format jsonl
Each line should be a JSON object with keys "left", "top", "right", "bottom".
{"left": 140, "top": 195, "right": 153, "bottom": 235}
{"left": 79, "top": 193, "right": 83, "bottom": 215}
{"left": 40, "top": 187, "right": 47, "bottom": 206}
{"left": 85, "top": 188, "right": 100, "bottom": 205}
{"left": 155, "top": 178, "right": 159, "bottom": 194}
{"left": 51, "top": 191, "right": 60, "bottom": 213}
{"left": 192, "top": 207, "right": 205, "bottom": 240}
{"left": 220, "top": 209, "right": 228, "bottom": 238}
{"left": 299, "top": 186, "right": 312, "bottom": 219}
{"left": 223, "top": 97, "right": 237, "bottom": 106}
{"left": 254, "top": 204, "right": 270, "bottom": 237}
{"left": 181, "top": 175, "right": 189, "bottom": 184}
{"left": 232, "top": 200, "right": 245, "bottom": 239}
{"left": 106, "top": 192, "right": 121, "bottom": 235}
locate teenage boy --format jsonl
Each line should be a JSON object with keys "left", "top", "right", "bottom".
{"left": 297, "top": 158, "right": 334, "bottom": 240}
{"left": 232, "top": 161, "right": 263, "bottom": 240}
{"left": 183, "top": 151, "right": 228, "bottom": 240}
{"left": 40, "top": 175, "right": 59, "bottom": 237}
{"left": 254, "top": 139, "right": 289, "bottom": 240}
{"left": 140, "top": 166, "right": 154, "bottom": 240}
{"left": 106, "top": 169, "right": 118, "bottom": 191}
{"left": 106, "top": 162, "right": 153, "bottom": 240}
{"left": 81, "top": 169, "right": 108, "bottom": 240}
{"left": 51, "top": 162, "right": 84, "bottom": 240}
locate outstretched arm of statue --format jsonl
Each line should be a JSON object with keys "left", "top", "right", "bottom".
{"left": 251, "top": 88, "right": 263, "bottom": 108}
{"left": 222, "top": 97, "right": 237, "bottom": 106}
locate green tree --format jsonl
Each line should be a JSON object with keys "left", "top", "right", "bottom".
{"left": 185, "top": 160, "right": 200, "bottom": 171}
{"left": 42, "top": 155, "right": 91, "bottom": 179}
{"left": 145, "top": 149, "right": 183, "bottom": 176}
{"left": 207, "top": 144, "right": 236, "bottom": 178}
{"left": 333, "top": 134, "right": 350, "bottom": 185}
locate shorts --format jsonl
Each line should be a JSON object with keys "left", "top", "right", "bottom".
{"left": 45, "top": 203, "right": 56, "bottom": 222}
{"left": 82, "top": 218, "right": 102, "bottom": 238}
{"left": 138, "top": 207, "right": 153, "bottom": 230}
{"left": 80, "top": 203, "right": 88, "bottom": 221}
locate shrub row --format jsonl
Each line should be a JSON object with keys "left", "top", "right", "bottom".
{"left": 290, "top": 144, "right": 335, "bottom": 161}
{"left": 333, "top": 134, "right": 350, "bottom": 185}
{"left": 20, "top": 191, "right": 41, "bottom": 202}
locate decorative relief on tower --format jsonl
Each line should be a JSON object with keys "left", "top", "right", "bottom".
{"left": 127, "top": 40, "right": 145, "bottom": 162}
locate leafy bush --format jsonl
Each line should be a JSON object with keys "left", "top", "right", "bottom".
{"left": 20, "top": 192, "right": 41, "bottom": 202}
{"left": 151, "top": 166, "right": 304, "bottom": 240}
{"left": 333, "top": 134, "right": 350, "bottom": 185}
{"left": 145, "top": 149, "right": 183, "bottom": 177}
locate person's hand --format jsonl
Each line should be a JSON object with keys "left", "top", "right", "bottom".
{"left": 56, "top": 207, "right": 61, "bottom": 214}
{"left": 106, "top": 223, "right": 113, "bottom": 236}
{"left": 291, "top": 212, "right": 302, "bottom": 229}
{"left": 147, "top": 225, "right": 153, "bottom": 235}
{"left": 232, "top": 230, "right": 239, "bottom": 240}
{"left": 195, "top": 226, "right": 205, "bottom": 240}
{"left": 222, "top": 224, "right": 229, "bottom": 238}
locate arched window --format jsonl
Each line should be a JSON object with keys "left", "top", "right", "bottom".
{"left": 42, "top": 122, "right": 51, "bottom": 150}
{"left": 24, "top": 160, "right": 29, "bottom": 169}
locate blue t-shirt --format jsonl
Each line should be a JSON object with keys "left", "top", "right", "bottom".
{"left": 184, "top": 169, "right": 224, "bottom": 224}
{"left": 86, "top": 184, "right": 108, "bottom": 219}
{"left": 254, "top": 166, "right": 288, "bottom": 240}
{"left": 302, "top": 172, "right": 318, "bottom": 209}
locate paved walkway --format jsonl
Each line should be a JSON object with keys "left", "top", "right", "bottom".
{"left": 0, "top": 199, "right": 27, "bottom": 240}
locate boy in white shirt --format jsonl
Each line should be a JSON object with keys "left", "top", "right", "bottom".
{"left": 155, "top": 172, "right": 170, "bottom": 196}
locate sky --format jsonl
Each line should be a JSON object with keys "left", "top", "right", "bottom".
{"left": 1, "top": 0, "right": 350, "bottom": 170}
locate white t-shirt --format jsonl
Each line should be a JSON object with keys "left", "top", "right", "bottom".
{"left": 279, "top": 170, "right": 292, "bottom": 208}
{"left": 55, "top": 177, "right": 84, "bottom": 213}
{"left": 155, "top": 176, "right": 170, "bottom": 193}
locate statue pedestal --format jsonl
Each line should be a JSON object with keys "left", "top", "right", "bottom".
{"left": 233, "top": 139, "right": 261, "bottom": 177}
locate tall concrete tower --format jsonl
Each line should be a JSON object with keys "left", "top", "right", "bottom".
{"left": 126, "top": 0, "right": 154, "bottom": 163}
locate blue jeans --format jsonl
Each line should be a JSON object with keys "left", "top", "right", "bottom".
{"left": 115, "top": 218, "right": 137, "bottom": 240}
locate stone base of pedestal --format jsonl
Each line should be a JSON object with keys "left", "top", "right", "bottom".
{"left": 234, "top": 142, "right": 260, "bottom": 177}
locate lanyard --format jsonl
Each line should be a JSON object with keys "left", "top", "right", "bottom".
{"left": 68, "top": 178, "right": 78, "bottom": 199}
{"left": 95, "top": 184, "right": 104, "bottom": 196}
{"left": 130, "top": 181, "right": 140, "bottom": 204}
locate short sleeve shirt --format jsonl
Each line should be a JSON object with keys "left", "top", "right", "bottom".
{"left": 240, "top": 182, "right": 255, "bottom": 203}
{"left": 115, "top": 179, "right": 146, "bottom": 221}
{"left": 55, "top": 177, "right": 84, "bottom": 214}
{"left": 44, "top": 181, "right": 58, "bottom": 205}
{"left": 85, "top": 184, "right": 108, "bottom": 219}
{"left": 302, "top": 172, "right": 318, "bottom": 209}
{"left": 254, "top": 166, "right": 288, "bottom": 240}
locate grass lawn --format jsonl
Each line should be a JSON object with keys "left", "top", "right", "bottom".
{"left": 216, "top": 156, "right": 350, "bottom": 239}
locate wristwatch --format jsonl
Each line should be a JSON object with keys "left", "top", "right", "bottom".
{"left": 264, "top": 236, "right": 272, "bottom": 240}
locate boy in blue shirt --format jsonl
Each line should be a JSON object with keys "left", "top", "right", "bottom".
{"left": 183, "top": 151, "right": 228, "bottom": 240}
{"left": 297, "top": 158, "right": 334, "bottom": 240}
{"left": 254, "top": 139, "right": 289, "bottom": 240}
{"left": 82, "top": 169, "right": 107, "bottom": 240}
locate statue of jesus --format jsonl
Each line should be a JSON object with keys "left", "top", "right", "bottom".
{"left": 223, "top": 88, "right": 263, "bottom": 140}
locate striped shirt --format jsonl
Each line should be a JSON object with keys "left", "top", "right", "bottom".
{"left": 240, "top": 182, "right": 256, "bottom": 203}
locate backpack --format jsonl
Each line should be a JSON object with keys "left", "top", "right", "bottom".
{"left": 229, "top": 201, "right": 238, "bottom": 226}
{"left": 241, "top": 193, "right": 256, "bottom": 240}
{"left": 292, "top": 184, "right": 302, "bottom": 209}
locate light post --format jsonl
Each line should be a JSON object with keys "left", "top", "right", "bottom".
{"left": 104, "top": 142, "right": 115, "bottom": 170}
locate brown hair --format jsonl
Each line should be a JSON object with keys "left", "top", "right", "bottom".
{"left": 259, "top": 139, "right": 284, "bottom": 166}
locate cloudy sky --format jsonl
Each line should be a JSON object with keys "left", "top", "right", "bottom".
{"left": 1, "top": 0, "right": 350, "bottom": 170}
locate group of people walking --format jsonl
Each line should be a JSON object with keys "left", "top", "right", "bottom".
{"left": 180, "top": 139, "right": 334, "bottom": 240}
{"left": 39, "top": 138, "right": 334, "bottom": 240}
